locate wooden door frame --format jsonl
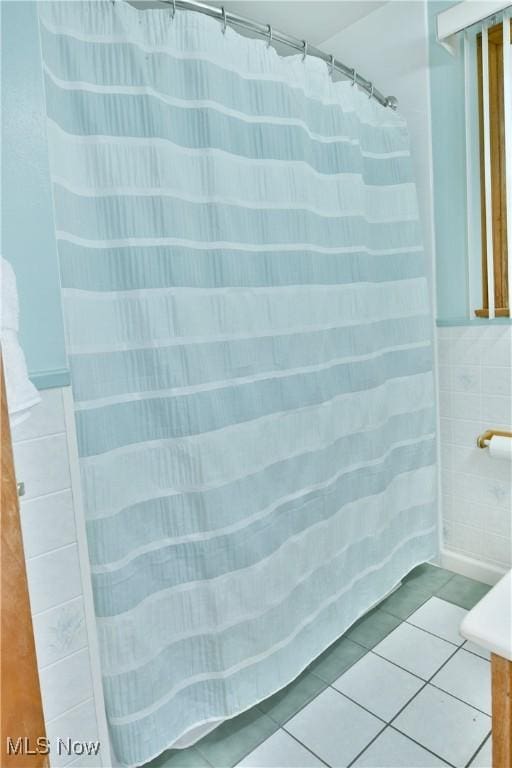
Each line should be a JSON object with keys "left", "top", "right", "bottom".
{"left": 0, "top": 357, "right": 48, "bottom": 766}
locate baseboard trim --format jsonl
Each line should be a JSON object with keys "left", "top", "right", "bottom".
{"left": 30, "top": 368, "right": 71, "bottom": 390}
{"left": 441, "top": 547, "right": 507, "bottom": 586}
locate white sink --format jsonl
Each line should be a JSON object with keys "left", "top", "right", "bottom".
{"left": 460, "top": 570, "right": 512, "bottom": 661}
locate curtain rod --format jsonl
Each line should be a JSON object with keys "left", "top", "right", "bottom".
{"left": 157, "top": 0, "right": 398, "bottom": 109}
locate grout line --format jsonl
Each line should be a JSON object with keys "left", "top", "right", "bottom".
{"left": 464, "top": 733, "right": 492, "bottom": 768}
{"left": 253, "top": 609, "right": 458, "bottom": 766}
{"left": 258, "top": 685, "right": 321, "bottom": 729}
{"left": 327, "top": 688, "right": 387, "bottom": 726}
{"left": 45, "top": 695, "right": 95, "bottom": 726}
{"left": 201, "top": 749, "right": 215, "bottom": 768}
{"left": 280, "top": 728, "right": 331, "bottom": 768}
{"left": 369, "top": 649, "right": 441, "bottom": 686}
{"left": 461, "top": 644, "right": 491, "bottom": 663}
{"left": 223, "top": 574, "right": 491, "bottom": 768}
{"left": 378, "top": 592, "right": 432, "bottom": 621}
{"left": 428, "top": 681, "right": 491, "bottom": 718}
{"left": 387, "top": 725, "right": 457, "bottom": 768}
{"left": 13, "top": 429, "right": 67, "bottom": 446}
{"left": 39, "top": 644, "right": 89, "bottom": 673}
{"left": 344, "top": 722, "right": 388, "bottom": 768}
{"left": 384, "top": 640, "right": 492, "bottom": 765}
{"left": 262, "top": 653, "right": 367, "bottom": 730}
{"left": 403, "top": 621, "right": 466, "bottom": 648}
{"left": 20, "top": 486, "right": 72, "bottom": 504}
{"left": 365, "top": 644, "right": 464, "bottom": 737}
{"left": 33, "top": 593, "right": 84, "bottom": 619}
{"left": 27, "top": 539, "right": 78, "bottom": 562}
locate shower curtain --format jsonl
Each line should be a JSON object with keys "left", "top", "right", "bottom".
{"left": 38, "top": 2, "right": 437, "bottom": 765}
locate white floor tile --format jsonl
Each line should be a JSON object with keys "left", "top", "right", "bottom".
{"left": 469, "top": 737, "right": 492, "bottom": 767}
{"left": 332, "top": 652, "right": 423, "bottom": 721}
{"left": 407, "top": 597, "right": 467, "bottom": 645}
{"left": 464, "top": 641, "right": 491, "bottom": 661}
{"left": 431, "top": 649, "right": 491, "bottom": 714}
{"left": 236, "top": 730, "right": 323, "bottom": 768}
{"left": 352, "top": 727, "right": 449, "bottom": 767}
{"left": 373, "top": 623, "right": 455, "bottom": 680}
{"left": 285, "top": 687, "right": 383, "bottom": 768}
{"left": 393, "top": 685, "right": 491, "bottom": 767}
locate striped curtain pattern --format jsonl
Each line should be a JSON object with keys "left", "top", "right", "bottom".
{"left": 38, "top": 2, "right": 437, "bottom": 765}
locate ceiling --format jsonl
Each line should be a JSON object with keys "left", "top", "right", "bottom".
{"left": 130, "top": 1, "right": 387, "bottom": 46}
{"left": 209, "top": 2, "right": 387, "bottom": 45}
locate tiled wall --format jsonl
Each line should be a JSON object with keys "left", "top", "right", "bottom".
{"left": 12, "top": 388, "right": 109, "bottom": 768}
{"left": 437, "top": 324, "right": 512, "bottom": 575}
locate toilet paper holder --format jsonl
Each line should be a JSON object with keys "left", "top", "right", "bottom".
{"left": 476, "top": 428, "right": 512, "bottom": 449}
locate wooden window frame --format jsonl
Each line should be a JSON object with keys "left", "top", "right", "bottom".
{"left": 475, "top": 20, "right": 510, "bottom": 317}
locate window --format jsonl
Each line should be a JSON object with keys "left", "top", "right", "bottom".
{"left": 475, "top": 19, "right": 511, "bottom": 317}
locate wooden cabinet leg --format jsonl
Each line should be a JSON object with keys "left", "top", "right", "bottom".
{"left": 492, "top": 653, "right": 512, "bottom": 768}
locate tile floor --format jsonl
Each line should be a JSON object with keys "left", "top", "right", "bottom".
{"left": 148, "top": 565, "right": 493, "bottom": 768}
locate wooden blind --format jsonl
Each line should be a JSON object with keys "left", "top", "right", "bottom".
{"left": 476, "top": 20, "right": 511, "bottom": 317}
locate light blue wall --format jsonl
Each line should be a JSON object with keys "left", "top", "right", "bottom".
{"left": 1, "top": 1, "right": 70, "bottom": 388}
{"left": 2, "top": 0, "right": 508, "bottom": 381}
{"left": 427, "top": 0, "right": 469, "bottom": 322}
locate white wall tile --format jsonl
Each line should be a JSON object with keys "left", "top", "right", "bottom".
{"left": 480, "top": 335, "right": 511, "bottom": 367}
{"left": 39, "top": 648, "right": 94, "bottom": 722}
{"left": 11, "top": 388, "right": 65, "bottom": 443}
{"left": 446, "top": 495, "right": 511, "bottom": 538}
{"left": 13, "top": 433, "right": 70, "bottom": 500}
{"left": 20, "top": 489, "right": 76, "bottom": 559}
{"left": 439, "top": 417, "right": 452, "bottom": 444}
{"left": 450, "top": 419, "right": 484, "bottom": 447}
{"left": 437, "top": 339, "right": 451, "bottom": 366}
{"left": 67, "top": 753, "right": 103, "bottom": 768}
{"left": 32, "top": 597, "right": 87, "bottom": 669}
{"left": 481, "top": 395, "right": 512, "bottom": 426}
{"left": 26, "top": 543, "right": 82, "bottom": 614}
{"left": 437, "top": 326, "right": 512, "bottom": 572}
{"left": 438, "top": 365, "right": 452, "bottom": 391}
{"left": 449, "top": 445, "right": 512, "bottom": 482}
{"left": 452, "top": 365, "right": 481, "bottom": 394}
{"left": 451, "top": 393, "right": 480, "bottom": 421}
{"left": 45, "top": 698, "right": 99, "bottom": 768}
{"left": 439, "top": 443, "right": 452, "bottom": 473}
{"left": 480, "top": 325, "right": 511, "bottom": 342}
{"left": 451, "top": 337, "right": 483, "bottom": 366}
{"left": 438, "top": 391, "right": 451, "bottom": 417}
{"left": 14, "top": 385, "right": 109, "bottom": 766}
{"left": 482, "top": 367, "right": 512, "bottom": 397}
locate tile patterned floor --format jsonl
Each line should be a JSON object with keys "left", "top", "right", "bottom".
{"left": 147, "top": 566, "right": 492, "bottom": 768}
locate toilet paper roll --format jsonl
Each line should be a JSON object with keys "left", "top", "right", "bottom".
{"left": 488, "top": 435, "right": 512, "bottom": 461}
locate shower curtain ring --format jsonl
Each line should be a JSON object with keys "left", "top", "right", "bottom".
{"left": 221, "top": 7, "right": 227, "bottom": 34}
{"left": 368, "top": 83, "right": 374, "bottom": 100}
{"left": 351, "top": 68, "right": 357, "bottom": 86}
{"left": 267, "top": 24, "right": 272, "bottom": 48}
{"left": 171, "top": 0, "right": 176, "bottom": 19}
{"left": 302, "top": 40, "right": 308, "bottom": 61}
{"left": 330, "top": 54, "right": 335, "bottom": 78}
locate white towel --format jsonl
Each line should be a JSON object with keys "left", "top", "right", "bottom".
{"left": 0, "top": 257, "right": 41, "bottom": 425}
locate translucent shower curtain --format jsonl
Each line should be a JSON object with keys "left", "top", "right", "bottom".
{"left": 38, "top": 2, "right": 437, "bottom": 764}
